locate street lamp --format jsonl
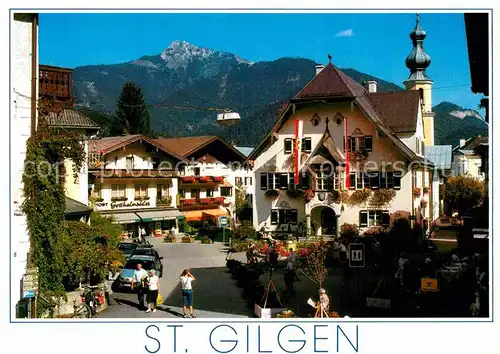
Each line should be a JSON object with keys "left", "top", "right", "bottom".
{"left": 216, "top": 111, "right": 241, "bottom": 126}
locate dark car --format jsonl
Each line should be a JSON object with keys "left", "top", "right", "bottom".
{"left": 131, "top": 247, "right": 164, "bottom": 276}
{"left": 118, "top": 242, "right": 138, "bottom": 261}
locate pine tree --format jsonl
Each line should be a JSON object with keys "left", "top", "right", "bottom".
{"left": 112, "top": 82, "right": 152, "bottom": 136}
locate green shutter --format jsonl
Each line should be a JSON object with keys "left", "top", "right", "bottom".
{"left": 365, "top": 136, "right": 373, "bottom": 151}
{"left": 284, "top": 139, "right": 292, "bottom": 154}
{"left": 260, "top": 173, "right": 268, "bottom": 190}
{"left": 381, "top": 211, "right": 390, "bottom": 226}
{"left": 271, "top": 209, "right": 278, "bottom": 225}
{"left": 349, "top": 173, "right": 356, "bottom": 190}
{"left": 359, "top": 211, "right": 368, "bottom": 227}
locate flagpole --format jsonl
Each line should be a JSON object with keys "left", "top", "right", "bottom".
{"left": 345, "top": 116, "right": 350, "bottom": 189}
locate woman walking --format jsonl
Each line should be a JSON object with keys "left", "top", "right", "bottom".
{"left": 180, "top": 269, "right": 196, "bottom": 318}
{"left": 146, "top": 269, "right": 160, "bottom": 313}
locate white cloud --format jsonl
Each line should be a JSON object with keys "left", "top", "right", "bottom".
{"left": 335, "top": 29, "right": 354, "bottom": 37}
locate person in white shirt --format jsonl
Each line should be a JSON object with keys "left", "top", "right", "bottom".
{"left": 131, "top": 263, "right": 148, "bottom": 310}
{"left": 146, "top": 269, "right": 160, "bottom": 313}
{"left": 180, "top": 269, "right": 196, "bottom": 318}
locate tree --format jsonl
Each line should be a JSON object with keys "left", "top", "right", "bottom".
{"left": 299, "top": 240, "right": 328, "bottom": 289}
{"left": 111, "top": 82, "right": 152, "bottom": 136}
{"left": 235, "top": 180, "right": 249, "bottom": 216}
{"left": 445, "top": 175, "right": 485, "bottom": 216}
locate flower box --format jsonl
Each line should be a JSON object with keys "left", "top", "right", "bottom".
{"left": 111, "top": 197, "right": 128, "bottom": 202}
{"left": 181, "top": 176, "right": 195, "bottom": 183}
{"left": 164, "top": 237, "right": 176, "bottom": 243}
{"left": 181, "top": 198, "right": 196, "bottom": 205}
{"left": 182, "top": 236, "right": 195, "bottom": 243}
{"left": 199, "top": 198, "right": 211, "bottom": 204}
{"left": 157, "top": 196, "right": 172, "bottom": 206}
{"left": 198, "top": 176, "right": 211, "bottom": 183}
{"left": 214, "top": 197, "right": 225, "bottom": 203}
{"left": 213, "top": 176, "right": 224, "bottom": 182}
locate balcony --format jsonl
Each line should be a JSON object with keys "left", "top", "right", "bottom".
{"left": 39, "top": 65, "right": 73, "bottom": 102}
{"left": 179, "top": 197, "right": 225, "bottom": 210}
{"left": 180, "top": 176, "right": 224, "bottom": 185}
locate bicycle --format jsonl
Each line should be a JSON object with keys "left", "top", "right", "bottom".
{"left": 72, "top": 284, "right": 106, "bottom": 318}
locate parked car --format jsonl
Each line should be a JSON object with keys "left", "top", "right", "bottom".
{"left": 132, "top": 247, "right": 164, "bottom": 275}
{"left": 118, "top": 255, "right": 162, "bottom": 290}
{"left": 118, "top": 242, "right": 138, "bottom": 261}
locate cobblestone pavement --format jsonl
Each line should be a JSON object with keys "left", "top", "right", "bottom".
{"left": 101, "top": 237, "right": 250, "bottom": 318}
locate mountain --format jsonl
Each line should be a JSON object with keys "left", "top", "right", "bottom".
{"left": 433, "top": 102, "right": 488, "bottom": 147}
{"left": 72, "top": 40, "right": 486, "bottom": 146}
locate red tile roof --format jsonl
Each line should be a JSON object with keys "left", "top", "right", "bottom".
{"left": 154, "top": 136, "right": 217, "bottom": 157}
{"left": 293, "top": 63, "right": 367, "bottom": 100}
{"left": 368, "top": 91, "right": 420, "bottom": 133}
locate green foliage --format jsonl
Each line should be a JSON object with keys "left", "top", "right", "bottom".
{"left": 370, "top": 189, "right": 397, "bottom": 206}
{"left": 232, "top": 221, "right": 256, "bottom": 241}
{"left": 235, "top": 180, "right": 248, "bottom": 214}
{"left": 111, "top": 82, "right": 152, "bottom": 136}
{"left": 264, "top": 189, "right": 280, "bottom": 199}
{"left": 340, "top": 223, "right": 359, "bottom": 239}
{"left": 445, "top": 175, "right": 485, "bottom": 216}
{"left": 345, "top": 189, "right": 372, "bottom": 206}
{"left": 89, "top": 212, "right": 124, "bottom": 243}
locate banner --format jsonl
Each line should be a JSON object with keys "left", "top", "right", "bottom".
{"left": 294, "top": 119, "right": 303, "bottom": 184}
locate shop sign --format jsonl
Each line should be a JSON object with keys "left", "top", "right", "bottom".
{"left": 111, "top": 200, "right": 150, "bottom": 209}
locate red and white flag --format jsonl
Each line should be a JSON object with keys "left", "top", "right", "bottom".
{"left": 344, "top": 116, "right": 350, "bottom": 189}
{"left": 294, "top": 119, "right": 303, "bottom": 184}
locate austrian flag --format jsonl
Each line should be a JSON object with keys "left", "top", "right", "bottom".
{"left": 294, "top": 119, "right": 303, "bottom": 184}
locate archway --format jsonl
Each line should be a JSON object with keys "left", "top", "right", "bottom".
{"left": 310, "top": 206, "right": 337, "bottom": 236}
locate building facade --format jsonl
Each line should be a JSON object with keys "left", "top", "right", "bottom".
{"left": 249, "top": 16, "right": 436, "bottom": 236}
{"left": 155, "top": 136, "right": 253, "bottom": 225}
{"left": 452, "top": 136, "right": 487, "bottom": 181}
{"left": 11, "top": 13, "right": 38, "bottom": 308}
{"left": 88, "top": 135, "right": 186, "bottom": 236}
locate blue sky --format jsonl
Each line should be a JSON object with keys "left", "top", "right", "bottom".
{"left": 39, "top": 12, "right": 483, "bottom": 111}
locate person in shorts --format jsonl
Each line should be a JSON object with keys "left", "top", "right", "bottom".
{"left": 180, "top": 269, "right": 196, "bottom": 318}
{"left": 146, "top": 269, "right": 160, "bottom": 313}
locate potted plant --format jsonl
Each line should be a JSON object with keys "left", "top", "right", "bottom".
{"left": 413, "top": 187, "right": 421, "bottom": 197}
{"left": 182, "top": 235, "right": 193, "bottom": 243}
{"left": 214, "top": 197, "right": 225, "bottom": 203}
{"left": 164, "top": 234, "right": 176, "bottom": 243}
{"left": 265, "top": 189, "right": 280, "bottom": 200}
{"left": 199, "top": 198, "right": 211, "bottom": 204}
{"left": 201, "top": 235, "right": 212, "bottom": 244}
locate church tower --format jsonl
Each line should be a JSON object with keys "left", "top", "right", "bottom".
{"left": 404, "top": 14, "right": 435, "bottom": 146}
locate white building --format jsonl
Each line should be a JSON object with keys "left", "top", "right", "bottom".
{"left": 248, "top": 16, "right": 436, "bottom": 236}
{"left": 155, "top": 136, "right": 253, "bottom": 224}
{"left": 452, "top": 136, "right": 488, "bottom": 181}
{"left": 11, "top": 13, "right": 38, "bottom": 310}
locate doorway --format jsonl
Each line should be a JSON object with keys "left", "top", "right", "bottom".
{"left": 320, "top": 207, "right": 337, "bottom": 235}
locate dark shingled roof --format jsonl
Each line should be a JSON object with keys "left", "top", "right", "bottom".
{"left": 368, "top": 91, "right": 420, "bottom": 133}
{"left": 47, "top": 109, "right": 100, "bottom": 130}
{"left": 65, "top": 197, "right": 92, "bottom": 216}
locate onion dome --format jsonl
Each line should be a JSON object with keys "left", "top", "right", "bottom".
{"left": 405, "top": 14, "right": 431, "bottom": 81}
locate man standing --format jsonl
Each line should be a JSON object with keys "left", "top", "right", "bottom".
{"left": 131, "top": 263, "right": 148, "bottom": 310}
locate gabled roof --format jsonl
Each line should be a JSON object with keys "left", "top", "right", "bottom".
{"left": 292, "top": 63, "right": 367, "bottom": 100}
{"left": 88, "top": 134, "right": 187, "bottom": 162}
{"left": 304, "top": 123, "right": 345, "bottom": 166}
{"left": 154, "top": 136, "right": 247, "bottom": 160}
{"left": 453, "top": 136, "right": 489, "bottom": 154}
{"left": 425, "top": 145, "right": 452, "bottom": 170}
{"left": 47, "top": 109, "right": 100, "bottom": 130}
{"left": 368, "top": 91, "right": 420, "bottom": 133}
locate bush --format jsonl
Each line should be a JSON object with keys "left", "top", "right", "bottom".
{"left": 445, "top": 175, "right": 485, "bottom": 216}
{"left": 340, "top": 223, "right": 359, "bottom": 239}
{"left": 232, "top": 221, "right": 256, "bottom": 241}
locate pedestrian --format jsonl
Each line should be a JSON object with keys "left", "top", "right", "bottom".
{"left": 340, "top": 242, "right": 348, "bottom": 264}
{"left": 268, "top": 241, "right": 279, "bottom": 269}
{"left": 146, "top": 269, "right": 160, "bottom": 313}
{"left": 180, "top": 269, "right": 196, "bottom": 318}
{"left": 131, "top": 263, "right": 148, "bottom": 310}
{"left": 316, "top": 288, "right": 330, "bottom": 317}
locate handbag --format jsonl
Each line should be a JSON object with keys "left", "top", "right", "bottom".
{"left": 157, "top": 293, "right": 163, "bottom": 306}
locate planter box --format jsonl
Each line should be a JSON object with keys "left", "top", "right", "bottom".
{"left": 254, "top": 303, "right": 286, "bottom": 319}
{"left": 164, "top": 237, "right": 176, "bottom": 243}
{"left": 182, "top": 237, "right": 194, "bottom": 243}
{"left": 201, "top": 239, "right": 212, "bottom": 244}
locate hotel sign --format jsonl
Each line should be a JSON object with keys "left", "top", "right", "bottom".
{"left": 110, "top": 200, "right": 150, "bottom": 209}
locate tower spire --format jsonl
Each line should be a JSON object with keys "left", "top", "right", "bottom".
{"left": 405, "top": 13, "right": 431, "bottom": 81}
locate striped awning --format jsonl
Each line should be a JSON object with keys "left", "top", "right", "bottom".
{"left": 108, "top": 212, "right": 141, "bottom": 224}
{"left": 183, "top": 210, "right": 204, "bottom": 222}
{"left": 135, "top": 209, "right": 183, "bottom": 222}
{"left": 202, "top": 208, "right": 228, "bottom": 218}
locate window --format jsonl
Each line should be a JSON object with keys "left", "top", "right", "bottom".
{"left": 302, "top": 137, "right": 312, "bottom": 153}
{"left": 135, "top": 184, "right": 148, "bottom": 198}
{"left": 92, "top": 184, "right": 102, "bottom": 198}
{"left": 191, "top": 189, "right": 200, "bottom": 199}
{"left": 274, "top": 173, "right": 281, "bottom": 189}
{"left": 111, "top": 184, "right": 126, "bottom": 199}
{"left": 288, "top": 173, "right": 295, "bottom": 190}
{"left": 364, "top": 136, "right": 373, "bottom": 151}
{"left": 284, "top": 138, "right": 293, "bottom": 154}
{"left": 178, "top": 189, "right": 186, "bottom": 198}
{"left": 235, "top": 177, "right": 243, "bottom": 185}
{"left": 193, "top": 167, "right": 200, "bottom": 176}
{"left": 260, "top": 173, "right": 268, "bottom": 190}
{"left": 316, "top": 170, "right": 328, "bottom": 191}
{"left": 279, "top": 173, "right": 289, "bottom": 189}
{"left": 206, "top": 188, "right": 213, "bottom": 197}
{"left": 157, "top": 184, "right": 170, "bottom": 198}
{"left": 412, "top": 171, "right": 418, "bottom": 188}
{"left": 245, "top": 177, "right": 252, "bottom": 186}
{"left": 126, "top": 156, "right": 134, "bottom": 170}
{"left": 359, "top": 210, "right": 390, "bottom": 227}
{"left": 394, "top": 172, "right": 402, "bottom": 189}
{"left": 271, "top": 208, "right": 298, "bottom": 225}
{"left": 221, "top": 187, "right": 232, "bottom": 197}
{"left": 344, "top": 136, "right": 373, "bottom": 152}
{"left": 356, "top": 172, "right": 363, "bottom": 190}
{"left": 421, "top": 140, "right": 425, "bottom": 155}
{"left": 267, "top": 173, "right": 274, "bottom": 190}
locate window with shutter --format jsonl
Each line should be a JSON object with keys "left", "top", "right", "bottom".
{"left": 381, "top": 211, "right": 390, "bottom": 226}
{"left": 363, "top": 173, "right": 370, "bottom": 189}
{"left": 386, "top": 172, "right": 394, "bottom": 189}
{"left": 288, "top": 173, "right": 295, "bottom": 189}
{"left": 284, "top": 139, "right": 293, "bottom": 154}
{"left": 359, "top": 137, "right": 365, "bottom": 151}
{"left": 326, "top": 176, "right": 334, "bottom": 191}
{"left": 280, "top": 173, "right": 288, "bottom": 189}
{"left": 365, "top": 135, "right": 373, "bottom": 151}
{"left": 370, "top": 172, "right": 379, "bottom": 189}
{"left": 278, "top": 209, "right": 286, "bottom": 225}
{"left": 347, "top": 137, "right": 351, "bottom": 152}
{"left": 349, "top": 173, "right": 356, "bottom": 190}
{"left": 271, "top": 209, "right": 278, "bottom": 225}
{"left": 394, "top": 172, "right": 402, "bottom": 189}
{"left": 302, "top": 138, "right": 312, "bottom": 152}
{"left": 350, "top": 137, "right": 357, "bottom": 152}
{"left": 380, "top": 172, "right": 387, "bottom": 189}
{"left": 359, "top": 211, "right": 368, "bottom": 227}
{"left": 267, "top": 173, "right": 274, "bottom": 190}
{"left": 289, "top": 209, "right": 298, "bottom": 224}
{"left": 301, "top": 173, "right": 310, "bottom": 189}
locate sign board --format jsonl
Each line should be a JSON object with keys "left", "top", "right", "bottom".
{"left": 23, "top": 289, "right": 35, "bottom": 299}
{"left": 420, "top": 278, "right": 438, "bottom": 292}
{"left": 219, "top": 216, "right": 228, "bottom": 228}
{"left": 366, "top": 297, "right": 391, "bottom": 309}
{"left": 348, "top": 243, "right": 365, "bottom": 268}
{"left": 22, "top": 270, "right": 39, "bottom": 293}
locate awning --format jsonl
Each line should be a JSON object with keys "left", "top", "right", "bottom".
{"left": 202, "top": 208, "right": 228, "bottom": 218}
{"left": 183, "top": 210, "right": 203, "bottom": 222}
{"left": 107, "top": 212, "right": 141, "bottom": 224}
{"left": 135, "top": 209, "right": 183, "bottom": 222}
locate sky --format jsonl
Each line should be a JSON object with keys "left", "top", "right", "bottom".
{"left": 38, "top": 12, "right": 483, "bottom": 111}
